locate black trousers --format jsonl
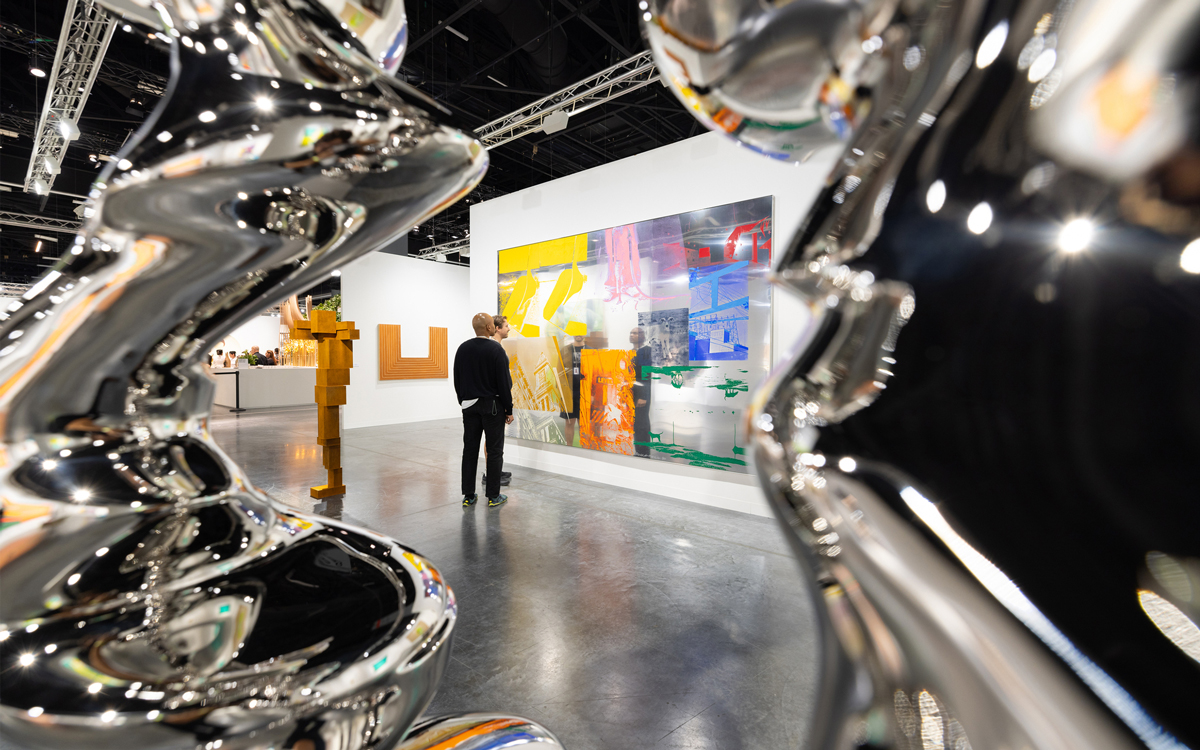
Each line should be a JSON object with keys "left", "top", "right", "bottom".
{"left": 462, "top": 399, "right": 506, "bottom": 498}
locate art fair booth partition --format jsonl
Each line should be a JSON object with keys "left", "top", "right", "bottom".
{"left": 342, "top": 253, "right": 474, "bottom": 427}
{"left": 471, "top": 132, "right": 838, "bottom": 516}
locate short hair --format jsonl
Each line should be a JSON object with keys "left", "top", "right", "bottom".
{"left": 215, "top": 349, "right": 223, "bottom": 354}
{"left": 493, "top": 315, "right": 507, "bottom": 329}
{"left": 471, "top": 312, "right": 495, "bottom": 335}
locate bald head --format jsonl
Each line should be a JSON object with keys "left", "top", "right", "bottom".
{"left": 472, "top": 313, "right": 497, "bottom": 336}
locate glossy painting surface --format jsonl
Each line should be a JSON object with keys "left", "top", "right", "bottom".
{"left": 497, "top": 197, "right": 772, "bottom": 472}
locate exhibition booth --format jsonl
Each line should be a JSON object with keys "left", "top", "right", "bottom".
{"left": 205, "top": 132, "right": 836, "bottom": 513}
{"left": 335, "top": 132, "right": 837, "bottom": 516}
{"left": 209, "top": 309, "right": 318, "bottom": 409}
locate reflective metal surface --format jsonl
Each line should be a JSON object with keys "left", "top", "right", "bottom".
{"left": 648, "top": 0, "right": 1200, "bottom": 748}
{"left": 0, "top": 1, "right": 556, "bottom": 748}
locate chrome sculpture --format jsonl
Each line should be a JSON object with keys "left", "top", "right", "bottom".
{"left": 0, "top": 1, "right": 561, "bottom": 748}
{"left": 646, "top": 0, "right": 1200, "bottom": 748}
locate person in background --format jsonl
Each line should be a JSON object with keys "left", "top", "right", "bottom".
{"left": 559, "top": 334, "right": 585, "bottom": 447}
{"left": 630, "top": 327, "right": 652, "bottom": 457}
{"left": 263, "top": 349, "right": 277, "bottom": 366}
{"left": 274, "top": 347, "right": 281, "bottom": 365}
{"left": 247, "top": 345, "right": 263, "bottom": 366}
{"left": 223, "top": 350, "right": 237, "bottom": 368}
{"left": 210, "top": 349, "right": 223, "bottom": 367}
{"left": 455, "top": 313, "right": 513, "bottom": 508}
{"left": 484, "top": 315, "right": 513, "bottom": 488}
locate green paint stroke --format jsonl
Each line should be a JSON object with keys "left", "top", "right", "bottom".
{"left": 643, "top": 365, "right": 713, "bottom": 388}
{"left": 636, "top": 437, "right": 746, "bottom": 471}
{"left": 708, "top": 377, "right": 748, "bottom": 399}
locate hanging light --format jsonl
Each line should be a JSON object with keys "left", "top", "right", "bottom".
{"left": 29, "top": 53, "right": 46, "bottom": 78}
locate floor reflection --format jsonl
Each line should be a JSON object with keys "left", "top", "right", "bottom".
{"left": 210, "top": 406, "right": 819, "bottom": 749}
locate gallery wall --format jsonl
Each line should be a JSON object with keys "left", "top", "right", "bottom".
{"left": 214, "top": 314, "right": 284, "bottom": 360}
{"left": 342, "top": 253, "right": 472, "bottom": 428}
{"left": 470, "top": 131, "right": 840, "bottom": 516}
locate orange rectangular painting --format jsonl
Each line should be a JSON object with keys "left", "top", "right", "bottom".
{"left": 579, "top": 349, "right": 635, "bottom": 455}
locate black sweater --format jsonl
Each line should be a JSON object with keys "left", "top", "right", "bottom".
{"left": 453, "top": 337, "right": 513, "bottom": 415}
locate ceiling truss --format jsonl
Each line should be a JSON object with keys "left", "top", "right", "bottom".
{"left": 22, "top": 0, "right": 117, "bottom": 193}
{"left": 475, "top": 50, "right": 660, "bottom": 149}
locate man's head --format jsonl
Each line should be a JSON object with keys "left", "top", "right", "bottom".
{"left": 629, "top": 327, "right": 646, "bottom": 347}
{"left": 472, "top": 312, "right": 497, "bottom": 337}
{"left": 251, "top": 345, "right": 260, "bottom": 353}
{"left": 216, "top": 349, "right": 223, "bottom": 356}
{"left": 573, "top": 335, "right": 586, "bottom": 347}
{"left": 493, "top": 315, "right": 510, "bottom": 339}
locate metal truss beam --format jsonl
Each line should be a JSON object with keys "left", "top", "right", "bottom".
{"left": 0, "top": 282, "right": 33, "bottom": 299}
{"left": 1, "top": 113, "right": 127, "bottom": 156}
{"left": 412, "top": 237, "right": 470, "bottom": 260}
{"left": 22, "top": 1, "right": 117, "bottom": 193}
{"left": 475, "top": 50, "right": 659, "bottom": 149}
{"left": 0, "top": 211, "right": 82, "bottom": 233}
{"left": 0, "top": 24, "right": 167, "bottom": 97}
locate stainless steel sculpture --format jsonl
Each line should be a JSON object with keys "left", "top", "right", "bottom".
{"left": 0, "top": 1, "right": 561, "bottom": 748}
{"left": 646, "top": 0, "right": 1200, "bottom": 749}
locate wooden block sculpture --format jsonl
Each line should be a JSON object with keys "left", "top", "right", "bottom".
{"left": 378, "top": 324, "right": 449, "bottom": 380}
{"left": 291, "top": 309, "right": 360, "bottom": 498}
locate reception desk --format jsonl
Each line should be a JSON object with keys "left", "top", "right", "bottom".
{"left": 212, "top": 367, "right": 316, "bottom": 409}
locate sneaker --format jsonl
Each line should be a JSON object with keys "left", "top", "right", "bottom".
{"left": 487, "top": 494, "right": 508, "bottom": 508}
{"left": 462, "top": 494, "right": 477, "bottom": 507}
{"left": 482, "top": 474, "right": 511, "bottom": 486}
{"left": 500, "top": 471, "right": 512, "bottom": 479}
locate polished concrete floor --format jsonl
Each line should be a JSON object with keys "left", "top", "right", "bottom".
{"left": 210, "top": 405, "right": 820, "bottom": 749}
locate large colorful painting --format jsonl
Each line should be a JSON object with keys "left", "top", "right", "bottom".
{"left": 498, "top": 196, "right": 772, "bottom": 472}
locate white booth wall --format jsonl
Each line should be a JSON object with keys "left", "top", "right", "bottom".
{"left": 342, "top": 253, "right": 472, "bottom": 428}
{"left": 469, "top": 132, "right": 838, "bottom": 516}
{"left": 215, "top": 314, "right": 283, "bottom": 358}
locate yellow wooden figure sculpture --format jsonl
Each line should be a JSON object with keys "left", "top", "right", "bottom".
{"left": 291, "top": 308, "right": 360, "bottom": 498}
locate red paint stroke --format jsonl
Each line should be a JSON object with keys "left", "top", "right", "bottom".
{"left": 660, "top": 241, "right": 688, "bottom": 272}
{"left": 603, "top": 224, "right": 648, "bottom": 303}
{"left": 724, "top": 219, "right": 772, "bottom": 264}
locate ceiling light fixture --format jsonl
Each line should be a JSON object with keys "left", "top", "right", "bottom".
{"left": 57, "top": 118, "right": 80, "bottom": 141}
{"left": 29, "top": 54, "right": 46, "bottom": 78}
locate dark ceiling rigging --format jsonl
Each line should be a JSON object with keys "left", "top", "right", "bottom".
{"left": 0, "top": 0, "right": 699, "bottom": 283}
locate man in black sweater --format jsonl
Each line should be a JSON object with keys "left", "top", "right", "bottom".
{"left": 454, "top": 313, "right": 514, "bottom": 507}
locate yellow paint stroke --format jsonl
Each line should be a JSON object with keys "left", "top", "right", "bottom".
{"left": 505, "top": 338, "right": 568, "bottom": 412}
{"left": 579, "top": 349, "right": 635, "bottom": 456}
{"left": 542, "top": 263, "right": 587, "bottom": 321}
{"left": 521, "top": 324, "right": 540, "bottom": 338}
{"left": 565, "top": 321, "right": 586, "bottom": 336}
{"left": 500, "top": 271, "right": 539, "bottom": 333}
{"left": 499, "top": 234, "right": 587, "bottom": 274}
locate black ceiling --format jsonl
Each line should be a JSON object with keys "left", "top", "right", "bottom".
{"left": 0, "top": 0, "right": 699, "bottom": 283}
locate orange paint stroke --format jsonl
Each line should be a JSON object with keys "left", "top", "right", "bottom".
{"left": 417, "top": 718, "right": 526, "bottom": 750}
{"left": 579, "top": 349, "right": 635, "bottom": 455}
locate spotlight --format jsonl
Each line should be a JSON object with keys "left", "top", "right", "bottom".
{"left": 254, "top": 96, "right": 273, "bottom": 112}
{"left": 1179, "top": 238, "right": 1200, "bottom": 274}
{"left": 57, "top": 118, "right": 80, "bottom": 141}
{"left": 1058, "top": 218, "right": 1094, "bottom": 253}
{"left": 43, "top": 155, "right": 60, "bottom": 175}
{"left": 925, "top": 180, "right": 946, "bottom": 213}
{"left": 31, "top": 178, "right": 50, "bottom": 196}
{"left": 967, "top": 202, "right": 993, "bottom": 235}
{"left": 29, "top": 54, "right": 46, "bottom": 78}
